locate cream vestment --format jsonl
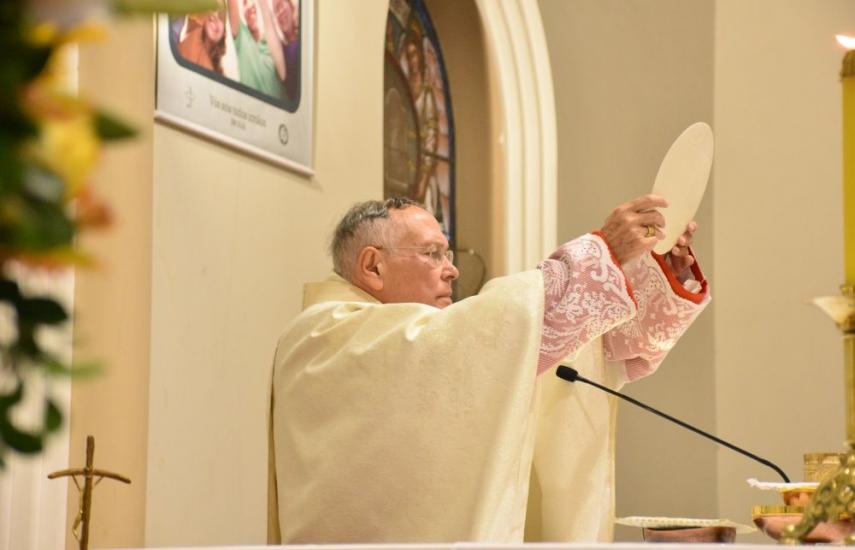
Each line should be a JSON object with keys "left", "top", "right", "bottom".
{"left": 270, "top": 236, "right": 708, "bottom": 543}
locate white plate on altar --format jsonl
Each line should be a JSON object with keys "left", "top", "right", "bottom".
{"left": 651, "top": 122, "right": 714, "bottom": 255}
{"left": 747, "top": 478, "right": 819, "bottom": 491}
{"left": 616, "top": 515, "right": 756, "bottom": 534}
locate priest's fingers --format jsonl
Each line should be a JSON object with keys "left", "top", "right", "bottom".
{"left": 603, "top": 200, "right": 666, "bottom": 232}
{"left": 669, "top": 222, "right": 698, "bottom": 275}
{"left": 681, "top": 221, "right": 698, "bottom": 247}
{"left": 670, "top": 253, "right": 696, "bottom": 275}
{"left": 600, "top": 221, "right": 661, "bottom": 266}
{"left": 670, "top": 221, "right": 698, "bottom": 254}
{"left": 636, "top": 210, "right": 666, "bottom": 229}
{"left": 626, "top": 193, "right": 669, "bottom": 213}
{"left": 672, "top": 234, "right": 690, "bottom": 252}
{"left": 670, "top": 243, "right": 691, "bottom": 257}
{"left": 599, "top": 194, "right": 671, "bottom": 265}
{"left": 669, "top": 249, "right": 695, "bottom": 272}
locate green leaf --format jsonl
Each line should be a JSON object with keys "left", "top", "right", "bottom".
{"left": 17, "top": 46, "right": 52, "bottom": 84}
{"left": 111, "top": 0, "right": 220, "bottom": 15}
{"left": 93, "top": 110, "right": 137, "bottom": 141}
{"left": 43, "top": 358, "right": 103, "bottom": 379}
{"left": 0, "top": 418, "right": 43, "bottom": 454}
{"left": 18, "top": 297, "right": 67, "bottom": 325}
{"left": 13, "top": 328, "right": 39, "bottom": 357}
{"left": 0, "top": 45, "right": 52, "bottom": 98}
{"left": 44, "top": 399, "right": 62, "bottom": 432}
{"left": 0, "top": 278, "right": 21, "bottom": 304}
{"left": 0, "top": 134, "right": 28, "bottom": 195}
{"left": 8, "top": 197, "right": 75, "bottom": 250}
{"left": 0, "top": 380, "right": 23, "bottom": 410}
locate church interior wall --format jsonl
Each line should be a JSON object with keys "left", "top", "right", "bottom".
{"left": 713, "top": 1, "right": 852, "bottom": 542}
{"left": 69, "top": 17, "right": 156, "bottom": 550}
{"left": 538, "top": 0, "right": 717, "bottom": 541}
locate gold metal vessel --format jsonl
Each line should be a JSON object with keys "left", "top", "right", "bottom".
{"left": 803, "top": 452, "right": 846, "bottom": 482}
{"left": 779, "top": 286, "right": 855, "bottom": 544}
{"left": 754, "top": 505, "right": 855, "bottom": 544}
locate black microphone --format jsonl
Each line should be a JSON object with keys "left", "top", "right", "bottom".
{"left": 555, "top": 365, "right": 790, "bottom": 482}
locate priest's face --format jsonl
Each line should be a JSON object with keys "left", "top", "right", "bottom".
{"left": 375, "top": 206, "right": 459, "bottom": 308}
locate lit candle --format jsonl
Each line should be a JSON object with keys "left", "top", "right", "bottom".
{"left": 837, "top": 35, "right": 855, "bottom": 287}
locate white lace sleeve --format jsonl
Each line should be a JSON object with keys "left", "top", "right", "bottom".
{"left": 603, "top": 251, "right": 710, "bottom": 382}
{"left": 536, "top": 232, "right": 637, "bottom": 374}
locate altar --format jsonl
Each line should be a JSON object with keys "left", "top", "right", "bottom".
{"left": 113, "top": 544, "right": 779, "bottom": 550}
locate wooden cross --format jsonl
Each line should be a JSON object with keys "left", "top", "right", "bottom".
{"left": 48, "top": 435, "right": 131, "bottom": 550}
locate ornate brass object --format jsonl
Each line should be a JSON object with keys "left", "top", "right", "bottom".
{"left": 804, "top": 452, "right": 846, "bottom": 482}
{"left": 780, "top": 286, "right": 855, "bottom": 544}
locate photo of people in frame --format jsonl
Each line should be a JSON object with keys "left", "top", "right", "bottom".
{"left": 168, "top": 0, "right": 301, "bottom": 113}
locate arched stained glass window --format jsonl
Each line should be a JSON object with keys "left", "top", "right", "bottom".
{"left": 384, "top": 0, "right": 455, "bottom": 243}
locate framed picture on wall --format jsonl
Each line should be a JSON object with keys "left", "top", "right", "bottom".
{"left": 155, "top": 0, "right": 313, "bottom": 175}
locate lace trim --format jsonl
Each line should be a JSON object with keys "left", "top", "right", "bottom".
{"left": 604, "top": 253, "right": 710, "bottom": 381}
{"left": 537, "top": 234, "right": 637, "bottom": 373}
{"left": 650, "top": 249, "right": 708, "bottom": 305}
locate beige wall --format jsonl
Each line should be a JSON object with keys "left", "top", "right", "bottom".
{"left": 539, "top": 0, "right": 716, "bottom": 541}
{"left": 145, "top": 1, "right": 388, "bottom": 546}
{"left": 70, "top": 17, "right": 154, "bottom": 549}
{"left": 714, "top": 0, "right": 854, "bottom": 541}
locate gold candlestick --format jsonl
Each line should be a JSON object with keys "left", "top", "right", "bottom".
{"left": 780, "top": 286, "right": 855, "bottom": 544}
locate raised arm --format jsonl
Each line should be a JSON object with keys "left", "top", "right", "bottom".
{"left": 535, "top": 194, "right": 670, "bottom": 373}
{"left": 602, "top": 223, "right": 709, "bottom": 383}
{"left": 227, "top": 0, "right": 240, "bottom": 39}
{"left": 258, "top": 0, "right": 286, "bottom": 81}
{"left": 536, "top": 233, "right": 636, "bottom": 373}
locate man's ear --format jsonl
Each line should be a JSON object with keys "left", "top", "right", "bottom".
{"left": 354, "top": 247, "right": 384, "bottom": 291}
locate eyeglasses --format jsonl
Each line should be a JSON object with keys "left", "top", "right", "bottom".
{"left": 374, "top": 245, "right": 454, "bottom": 267}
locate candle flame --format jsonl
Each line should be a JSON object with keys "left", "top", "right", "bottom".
{"left": 837, "top": 35, "right": 855, "bottom": 50}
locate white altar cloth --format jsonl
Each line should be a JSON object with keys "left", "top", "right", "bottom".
{"left": 116, "top": 543, "right": 777, "bottom": 549}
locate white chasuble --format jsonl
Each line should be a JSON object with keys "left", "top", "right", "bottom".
{"left": 272, "top": 271, "right": 545, "bottom": 543}
{"left": 526, "top": 342, "right": 623, "bottom": 542}
{"left": 270, "top": 240, "right": 707, "bottom": 543}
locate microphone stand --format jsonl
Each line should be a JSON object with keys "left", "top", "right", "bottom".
{"left": 556, "top": 365, "right": 790, "bottom": 483}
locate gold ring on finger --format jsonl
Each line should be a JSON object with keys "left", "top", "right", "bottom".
{"left": 645, "top": 225, "right": 655, "bottom": 238}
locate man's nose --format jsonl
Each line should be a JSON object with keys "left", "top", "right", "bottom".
{"left": 443, "top": 261, "right": 459, "bottom": 281}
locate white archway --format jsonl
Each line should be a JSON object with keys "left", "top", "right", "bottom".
{"left": 475, "top": 0, "right": 557, "bottom": 272}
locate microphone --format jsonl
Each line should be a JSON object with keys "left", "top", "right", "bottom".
{"left": 555, "top": 365, "right": 790, "bottom": 482}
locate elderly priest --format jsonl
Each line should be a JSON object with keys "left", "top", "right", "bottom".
{"left": 270, "top": 196, "right": 709, "bottom": 543}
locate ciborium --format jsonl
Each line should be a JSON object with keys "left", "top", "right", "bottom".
{"left": 780, "top": 285, "right": 855, "bottom": 544}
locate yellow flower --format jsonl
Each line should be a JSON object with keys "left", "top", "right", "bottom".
{"left": 28, "top": 21, "right": 106, "bottom": 47}
{"left": 28, "top": 22, "right": 59, "bottom": 46}
{"left": 22, "top": 82, "right": 101, "bottom": 197}
{"left": 60, "top": 22, "right": 107, "bottom": 44}
{"left": 31, "top": 113, "right": 100, "bottom": 197}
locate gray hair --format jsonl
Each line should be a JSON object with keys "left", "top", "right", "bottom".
{"left": 330, "top": 197, "right": 418, "bottom": 280}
